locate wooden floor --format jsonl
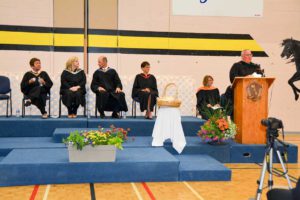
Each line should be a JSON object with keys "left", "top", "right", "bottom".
{"left": 1, "top": 134, "right": 299, "bottom": 200}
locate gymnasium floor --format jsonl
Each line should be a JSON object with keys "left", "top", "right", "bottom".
{"left": 0, "top": 134, "right": 299, "bottom": 200}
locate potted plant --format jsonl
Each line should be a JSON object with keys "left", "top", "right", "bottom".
{"left": 197, "top": 109, "right": 237, "bottom": 144}
{"left": 63, "top": 126, "right": 129, "bottom": 162}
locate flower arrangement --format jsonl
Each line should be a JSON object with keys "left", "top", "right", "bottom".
{"left": 197, "top": 110, "right": 237, "bottom": 143}
{"left": 63, "top": 125, "right": 129, "bottom": 150}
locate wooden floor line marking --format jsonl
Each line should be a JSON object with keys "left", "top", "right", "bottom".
{"left": 42, "top": 185, "right": 51, "bottom": 200}
{"left": 131, "top": 183, "right": 144, "bottom": 200}
{"left": 141, "top": 182, "right": 156, "bottom": 200}
{"left": 183, "top": 181, "right": 205, "bottom": 200}
{"left": 29, "top": 185, "right": 39, "bottom": 200}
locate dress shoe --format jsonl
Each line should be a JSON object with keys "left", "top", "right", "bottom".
{"left": 41, "top": 113, "right": 48, "bottom": 119}
{"left": 99, "top": 111, "right": 105, "bottom": 118}
{"left": 24, "top": 100, "right": 31, "bottom": 107}
{"left": 112, "top": 112, "right": 120, "bottom": 119}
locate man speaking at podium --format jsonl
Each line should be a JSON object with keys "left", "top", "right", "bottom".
{"left": 230, "top": 49, "right": 264, "bottom": 83}
{"left": 223, "top": 49, "right": 264, "bottom": 118}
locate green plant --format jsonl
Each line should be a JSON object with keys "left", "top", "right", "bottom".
{"left": 63, "top": 126, "right": 129, "bottom": 150}
{"left": 197, "top": 109, "right": 237, "bottom": 143}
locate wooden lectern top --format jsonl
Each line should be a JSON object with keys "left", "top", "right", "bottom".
{"left": 232, "top": 77, "right": 275, "bottom": 88}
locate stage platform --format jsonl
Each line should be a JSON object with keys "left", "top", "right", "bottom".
{"left": 0, "top": 116, "right": 203, "bottom": 137}
{"left": 0, "top": 116, "right": 297, "bottom": 186}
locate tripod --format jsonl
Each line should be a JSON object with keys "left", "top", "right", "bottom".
{"left": 255, "top": 130, "right": 292, "bottom": 200}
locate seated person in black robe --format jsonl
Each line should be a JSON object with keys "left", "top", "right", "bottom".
{"left": 196, "top": 75, "right": 220, "bottom": 120}
{"left": 223, "top": 49, "right": 264, "bottom": 117}
{"left": 20, "top": 58, "right": 53, "bottom": 118}
{"left": 132, "top": 61, "right": 159, "bottom": 119}
{"left": 91, "top": 56, "right": 128, "bottom": 118}
{"left": 60, "top": 56, "right": 86, "bottom": 118}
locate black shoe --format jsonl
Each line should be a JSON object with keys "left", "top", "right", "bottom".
{"left": 111, "top": 112, "right": 120, "bottom": 119}
{"left": 99, "top": 111, "right": 105, "bottom": 118}
{"left": 24, "top": 100, "right": 31, "bottom": 107}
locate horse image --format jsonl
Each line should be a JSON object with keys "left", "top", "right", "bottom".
{"left": 281, "top": 38, "right": 300, "bottom": 101}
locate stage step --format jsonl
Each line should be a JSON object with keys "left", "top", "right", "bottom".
{"left": 87, "top": 116, "right": 204, "bottom": 137}
{"left": 0, "top": 147, "right": 233, "bottom": 186}
{"left": 0, "top": 147, "right": 180, "bottom": 186}
{"left": 176, "top": 155, "right": 231, "bottom": 181}
{"left": 0, "top": 136, "right": 297, "bottom": 164}
{"left": 0, "top": 117, "right": 87, "bottom": 137}
{"left": 0, "top": 117, "right": 205, "bottom": 137}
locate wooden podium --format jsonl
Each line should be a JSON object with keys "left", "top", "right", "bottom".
{"left": 232, "top": 77, "right": 275, "bottom": 144}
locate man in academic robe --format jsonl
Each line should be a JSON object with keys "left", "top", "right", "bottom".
{"left": 20, "top": 58, "right": 53, "bottom": 118}
{"left": 229, "top": 49, "right": 264, "bottom": 83}
{"left": 222, "top": 50, "right": 264, "bottom": 118}
{"left": 91, "top": 56, "right": 128, "bottom": 118}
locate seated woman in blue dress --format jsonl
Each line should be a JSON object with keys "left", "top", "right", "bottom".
{"left": 60, "top": 56, "right": 86, "bottom": 118}
{"left": 196, "top": 75, "right": 220, "bottom": 120}
{"left": 132, "top": 61, "right": 158, "bottom": 119}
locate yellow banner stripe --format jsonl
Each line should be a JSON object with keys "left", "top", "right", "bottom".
{"left": 0, "top": 31, "right": 52, "bottom": 45}
{"left": 54, "top": 33, "right": 84, "bottom": 47}
{"left": 0, "top": 30, "right": 264, "bottom": 52}
{"left": 118, "top": 36, "right": 169, "bottom": 49}
{"left": 169, "top": 38, "right": 264, "bottom": 51}
{"left": 88, "top": 35, "right": 118, "bottom": 48}
{"left": 119, "top": 36, "right": 263, "bottom": 51}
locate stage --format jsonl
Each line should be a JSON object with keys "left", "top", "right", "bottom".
{"left": 0, "top": 116, "right": 297, "bottom": 186}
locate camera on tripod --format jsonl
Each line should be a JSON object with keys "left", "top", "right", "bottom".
{"left": 261, "top": 117, "right": 283, "bottom": 138}
{"left": 255, "top": 117, "right": 292, "bottom": 200}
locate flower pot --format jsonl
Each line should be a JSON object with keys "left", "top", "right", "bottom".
{"left": 68, "top": 145, "right": 116, "bottom": 162}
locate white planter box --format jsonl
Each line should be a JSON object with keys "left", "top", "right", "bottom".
{"left": 68, "top": 145, "right": 116, "bottom": 162}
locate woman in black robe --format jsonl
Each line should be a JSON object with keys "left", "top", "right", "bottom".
{"left": 132, "top": 61, "right": 158, "bottom": 119}
{"left": 60, "top": 56, "right": 86, "bottom": 118}
{"left": 21, "top": 58, "right": 53, "bottom": 118}
{"left": 196, "top": 75, "right": 220, "bottom": 120}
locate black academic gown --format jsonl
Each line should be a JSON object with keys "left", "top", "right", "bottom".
{"left": 20, "top": 71, "right": 53, "bottom": 114}
{"left": 91, "top": 67, "right": 128, "bottom": 113}
{"left": 229, "top": 61, "right": 263, "bottom": 83}
{"left": 196, "top": 88, "right": 220, "bottom": 120}
{"left": 60, "top": 69, "right": 86, "bottom": 114}
{"left": 132, "top": 74, "right": 158, "bottom": 112}
{"left": 224, "top": 61, "right": 263, "bottom": 119}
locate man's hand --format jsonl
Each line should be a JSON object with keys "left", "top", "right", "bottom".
{"left": 98, "top": 87, "right": 106, "bottom": 92}
{"left": 115, "top": 87, "right": 122, "bottom": 93}
{"left": 207, "top": 104, "right": 212, "bottom": 108}
{"left": 29, "top": 78, "right": 36, "bottom": 84}
{"left": 70, "top": 86, "right": 80, "bottom": 92}
{"left": 142, "top": 88, "right": 150, "bottom": 93}
{"left": 38, "top": 78, "right": 46, "bottom": 85}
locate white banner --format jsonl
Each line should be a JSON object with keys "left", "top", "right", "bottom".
{"left": 172, "top": 0, "right": 263, "bottom": 17}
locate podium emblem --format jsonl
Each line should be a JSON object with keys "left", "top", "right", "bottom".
{"left": 246, "top": 82, "right": 262, "bottom": 101}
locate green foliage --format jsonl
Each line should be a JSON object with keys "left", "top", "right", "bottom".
{"left": 63, "top": 126, "right": 129, "bottom": 150}
{"left": 197, "top": 109, "right": 237, "bottom": 143}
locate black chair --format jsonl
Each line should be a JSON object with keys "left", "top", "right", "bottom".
{"left": 0, "top": 76, "right": 12, "bottom": 117}
{"left": 59, "top": 95, "right": 86, "bottom": 117}
{"left": 22, "top": 93, "right": 51, "bottom": 117}
{"left": 132, "top": 97, "right": 157, "bottom": 118}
